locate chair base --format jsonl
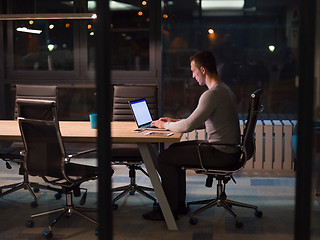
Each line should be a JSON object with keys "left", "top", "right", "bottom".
{"left": 26, "top": 191, "right": 97, "bottom": 238}
{"left": 112, "top": 183, "right": 156, "bottom": 205}
{"left": 187, "top": 179, "right": 262, "bottom": 226}
{"left": 0, "top": 172, "right": 61, "bottom": 207}
{"left": 112, "top": 164, "right": 157, "bottom": 206}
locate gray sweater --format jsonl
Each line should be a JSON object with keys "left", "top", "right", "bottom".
{"left": 164, "top": 82, "right": 240, "bottom": 153}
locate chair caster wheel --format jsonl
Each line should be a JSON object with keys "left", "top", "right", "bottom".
{"left": 95, "top": 227, "right": 99, "bottom": 235}
{"left": 255, "top": 210, "right": 263, "bottom": 218}
{"left": 33, "top": 187, "right": 40, "bottom": 193}
{"left": 189, "top": 217, "right": 198, "bottom": 225}
{"left": 54, "top": 192, "right": 62, "bottom": 200}
{"left": 129, "top": 191, "right": 134, "bottom": 195}
{"left": 153, "top": 202, "right": 159, "bottom": 208}
{"left": 26, "top": 220, "right": 34, "bottom": 228}
{"left": 235, "top": 221, "right": 243, "bottom": 228}
{"left": 43, "top": 230, "right": 53, "bottom": 239}
{"left": 112, "top": 204, "right": 118, "bottom": 210}
{"left": 30, "top": 201, "right": 38, "bottom": 208}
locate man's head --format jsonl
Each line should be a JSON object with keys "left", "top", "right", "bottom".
{"left": 190, "top": 50, "right": 218, "bottom": 76}
{"left": 190, "top": 50, "right": 218, "bottom": 86}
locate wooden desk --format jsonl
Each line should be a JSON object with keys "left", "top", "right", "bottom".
{"left": 0, "top": 120, "right": 182, "bottom": 231}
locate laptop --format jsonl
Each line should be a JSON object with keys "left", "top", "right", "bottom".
{"left": 129, "top": 98, "right": 168, "bottom": 131}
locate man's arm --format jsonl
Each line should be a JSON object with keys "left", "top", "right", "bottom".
{"left": 162, "top": 90, "right": 216, "bottom": 132}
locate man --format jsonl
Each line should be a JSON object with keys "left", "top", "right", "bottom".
{"left": 143, "top": 50, "right": 241, "bottom": 221}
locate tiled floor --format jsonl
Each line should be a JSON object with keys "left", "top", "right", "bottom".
{"left": 0, "top": 159, "right": 319, "bottom": 240}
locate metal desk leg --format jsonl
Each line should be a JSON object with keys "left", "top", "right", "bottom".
{"left": 138, "top": 143, "right": 178, "bottom": 231}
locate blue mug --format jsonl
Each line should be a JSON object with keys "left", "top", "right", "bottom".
{"left": 89, "top": 114, "right": 98, "bottom": 129}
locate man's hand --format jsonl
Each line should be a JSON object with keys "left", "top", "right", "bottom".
{"left": 151, "top": 117, "right": 179, "bottom": 128}
{"left": 151, "top": 119, "right": 166, "bottom": 128}
{"left": 159, "top": 117, "right": 178, "bottom": 123}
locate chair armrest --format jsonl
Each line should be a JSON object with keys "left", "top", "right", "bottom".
{"left": 66, "top": 148, "right": 97, "bottom": 161}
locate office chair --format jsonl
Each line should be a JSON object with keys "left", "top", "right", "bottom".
{"left": 111, "top": 84, "right": 158, "bottom": 209}
{"left": 187, "top": 89, "right": 264, "bottom": 227}
{"left": 17, "top": 99, "right": 98, "bottom": 239}
{"left": 0, "top": 84, "right": 60, "bottom": 207}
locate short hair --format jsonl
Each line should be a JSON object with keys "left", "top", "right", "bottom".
{"left": 190, "top": 50, "right": 218, "bottom": 75}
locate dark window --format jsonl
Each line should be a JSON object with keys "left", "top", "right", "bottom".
{"left": 161, "top": 0, "right": 299, "bottom": 119}
{"left": 13, "top": 20, "right": 74, "bottom": 71}
{"left": 87, "top": 1, "right": 151, "bottom": 71}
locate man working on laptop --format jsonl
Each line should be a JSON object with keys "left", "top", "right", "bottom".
{"left": 143, "top": 50, "right": 241, "bottom": 220}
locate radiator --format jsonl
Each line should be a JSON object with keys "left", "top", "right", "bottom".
{"left": 180, "top": 120, "right": 297, "bottom": 171}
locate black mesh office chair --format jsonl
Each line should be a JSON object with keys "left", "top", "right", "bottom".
{"left": 0, "top": 85, "right": 60, "bottom": 207}
{"left": 187, "top": 89, "right": 264, "bottom": 227}
{"left": 17, "top": 99, "right": 97, "bottom": 239}
{"left": 111, "top": 84, "right": 158, "bottom": 208}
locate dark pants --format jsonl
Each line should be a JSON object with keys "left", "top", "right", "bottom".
{"left": 157, "top": 140, "right": 241, "bottom": 211}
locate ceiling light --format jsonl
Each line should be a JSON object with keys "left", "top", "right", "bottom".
{"left": 16, "top": 27, "right": 42, "bottom": 34}
{"left": 201, "top": 0, "right": 244, "bottom": 10}
{"left": 0, "top": 13, "right": 96, "bottom": 21}
{"left": 87, "top": 1, "right": 139, "bottom": 11}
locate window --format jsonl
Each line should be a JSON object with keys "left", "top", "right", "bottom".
{"left": 161, "top": 0, "right": 299, "bottom": 119}
{"left": 4, "top": 0, "right": 157, "bottom": 81}
{"left": 87, "top": 1, "right": 151, "bottom": 71}
{"left": 13, "top": 20, "right": 74, "bottom": 71}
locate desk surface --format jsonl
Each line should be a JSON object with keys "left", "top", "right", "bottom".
{"left": 0, "top": 120, "right": 182, "bottom": 143}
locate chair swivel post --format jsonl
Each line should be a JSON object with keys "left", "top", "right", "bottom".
{"left": 112, "top": 165, "right": 157, "bottom": 207}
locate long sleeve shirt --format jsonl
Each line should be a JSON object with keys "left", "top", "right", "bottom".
{"left": 164, "top": 82, "right": 240, "bottom": 153}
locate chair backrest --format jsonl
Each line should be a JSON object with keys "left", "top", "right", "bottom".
{"left": 241, "top": 89, "right": 263, "bottom": 162}
{"left": 112, "top": 84, "right": 158, "bottom": 121}
{"left": 17, "top": 99, "right": 66, "bottom": 178}
{"left": 15, "top": 84, "right": 58, "bottom": 119}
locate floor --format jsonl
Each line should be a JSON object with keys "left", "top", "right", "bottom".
{"left": 0, "top": 158, "right": 319, "bottom": 240}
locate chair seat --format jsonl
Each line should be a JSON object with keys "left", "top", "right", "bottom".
{"left": 65, "top": 163, "right": 98, "bottom": 180}
{"left": 112, "top": 143, "right": 142, "bottom": 161}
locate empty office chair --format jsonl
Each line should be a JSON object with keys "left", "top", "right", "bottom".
{"left": 17, "top": 99, "right": 97, "bottom": 239}
{"left": 0, "top": 84, "right": 60, "bottom": 207}
{"left": 112, "top": 84, "right": 158, "bottom": 208}
{"left": 187, "top": 89, "right": 264, "bottom": 227}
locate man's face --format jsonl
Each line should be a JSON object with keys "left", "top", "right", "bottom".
{"left": 190, "top": 60, "right": 205, "bottom": 86}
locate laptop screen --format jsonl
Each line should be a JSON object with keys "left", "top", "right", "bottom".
{"left": 129, "top": 98, "right": 153, "bottom": 128}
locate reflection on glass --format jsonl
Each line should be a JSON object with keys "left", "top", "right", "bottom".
{"left": 87, "top": 0, "right": 150, "bottom": 71}
{"left": 13, "top": 20, "right": 74, "bottom": 71}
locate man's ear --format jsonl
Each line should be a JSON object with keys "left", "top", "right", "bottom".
{"left": 200, "top": 66, "right": 206, "bottom": 74}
